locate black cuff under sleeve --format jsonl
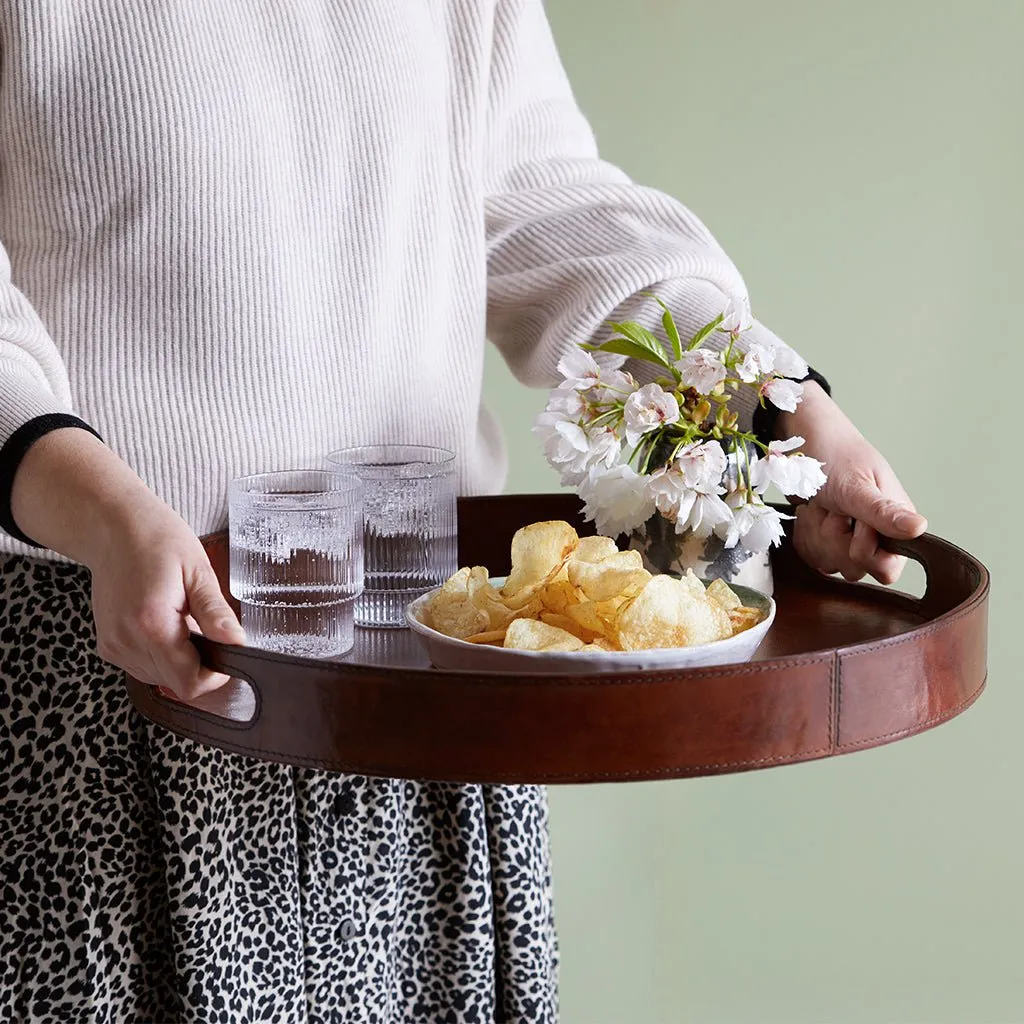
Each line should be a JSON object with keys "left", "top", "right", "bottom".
{"left": 752, "top": 368, "right": 831, "bottom": 446}
{"left": 0, "top": 414, "right": 104, "bottom": 547}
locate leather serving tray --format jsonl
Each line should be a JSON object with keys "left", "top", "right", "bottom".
{"left": 126, "top": 494, "right": 989, "bottom": 784}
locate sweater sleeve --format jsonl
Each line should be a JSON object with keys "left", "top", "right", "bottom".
{"left": 483, "top": 0, "right": 797, "bottom": 430}
{"left": 0, "top": 242, "right": 77, "bottom": 442}
{"left": 0, "top": 240, "right": 99, "bottom": 545}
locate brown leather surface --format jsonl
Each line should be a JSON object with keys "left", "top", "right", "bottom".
{"left": 126, "top": 495, "right": 989, "bottom": 783}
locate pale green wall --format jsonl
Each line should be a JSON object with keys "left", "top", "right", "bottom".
{"left": 482, "top": 1, "right": 1023, "bottom": 1021}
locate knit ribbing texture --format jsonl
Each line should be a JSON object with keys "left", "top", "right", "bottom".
{"left": 0, "top": 0, "right": 793, "bottom": 559}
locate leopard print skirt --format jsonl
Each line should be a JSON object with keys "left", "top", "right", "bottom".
{"left": 0, "top": 555, "right": 558, "bottom": 1023}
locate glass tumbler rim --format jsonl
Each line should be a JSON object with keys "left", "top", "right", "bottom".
{"left": 326, "top": 444, "right": 456, "bottom": 479}
{"left": 228, "top": 468, "right": 363, "bottom": 511}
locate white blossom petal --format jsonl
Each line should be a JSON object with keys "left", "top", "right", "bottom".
{"left": 749, "top": 438, "right": 826, "bottom": 500}
{"left": 762, "top": 377, "right": 804, "bottom": 412}
{"left": 593, "top": 368, "right": 637, "bottom": 402}
{"left": 675, "top": 349, "right": 727, "bottom": 393}
{"left": 715, "top": 501, "right": 794, "bottom": 552}
{"left": 646, "top": 466, "right": 697, "bottom": 523}
{"left": 623, "top": 383, "right": 680, "bottom": 448}
{"left": 675, "top": 440, "right": 727, "bottom": 493}
{"left": 771, "top": 344, "right": 809, "bottom": 380}
{"left": 578, "top": 464, "right": 657, "bottom": 537}
{"left": 720, "top": 295, "right": 753, "bottom": 335}
{"left": 683, "top": 492, "right": 734, "bottom": 538}
{"left": 737, "top": 340, "right": 776, "bottom": 383}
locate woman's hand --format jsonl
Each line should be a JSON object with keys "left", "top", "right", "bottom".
{"left": 11, "top": 428, "right": 244, "bottom": 698}
{"left": 87, "top": 503, "right": 245, "bottom": 699}
{"left": 776, "top": 383, "right": 928, "bottom": 584}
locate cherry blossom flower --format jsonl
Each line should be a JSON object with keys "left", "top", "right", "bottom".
{"left": 716, "top": 495, "right": 793, "bottom": 551}
{"left": 557, "top": 348, "right": 602, "bottom": 391}
{"left": 532, "top": 416, "right": 590, "bottom": 485}
{"left": 538, "top": 306, "right": 827, "bottom": 554}
{"left": 736, "top": 339, "right": 776, "bottom": 383}
{"left": 584, "top": 426, "right": 623, "bottom": 475}
{"left": 542, "top": 382, "right": 586, "bottom": 420}
{"left": 675, "top": 349, "right": 727, "bottom": 393}
{"left": 675, "top": 440, "right": 727, "bottom": 491}
{"left": 533, "top": 414, "right": 623, "bottom": 487}
{"left": 592, "top": 367, "right": 638, "bottom": 403}
{"left": 647, "top": 465, "right": 697, "bottom": 522}
{"left": 749, "top": 437, "right": 826, "bottom": 500}
{"left": 623, "top": 383, "right": 680, "bottom": 447}
{"left": 770, "top": 343, "right": 809, "bottom": 381}
{"left": 646, "top": 441, "right": 730, "bottom": 537}
{"left": 762, "top": 377, "right": 804, "bottom": 412}
{"left": 720, "top": 295, "right": 753, "bottom": 336}
{"left": 683, "top": 491, "right": 734, "bottom": 538}
{"left": 578, "top": 464, "right": 657, "bottom": 537}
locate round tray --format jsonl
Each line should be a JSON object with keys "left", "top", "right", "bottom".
{"left": 126, "top": 494, "right": 989, "bottom": 784}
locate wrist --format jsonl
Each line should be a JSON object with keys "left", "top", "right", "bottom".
{"left": 777, "top": 382, "right": 862, "bottom": 462}
{"left": 10, "top": 428, "right": 174, "bottom": 566}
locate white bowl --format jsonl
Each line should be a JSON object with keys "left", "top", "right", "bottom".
{"left": 405, "top": 578, "right": 775, "bottom": 675}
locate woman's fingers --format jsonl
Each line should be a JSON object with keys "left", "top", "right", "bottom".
{"left": 186, "top": 565, "right": 246, "bottom": 645}
{"left": 795, "top": 504, "right": 861, "bottom": 579}
{"left": 819, "top": 512, "right": 864, "bottom": 581}
{"left": 793, "top": 502, "right": 838, "bottom": 573}
{"left": 818, "top": 467, "right": 927, "bottom": 542}
{"left": 796, "top": 503, "right": 911, "bottom": 585}
{"left": 849, "top": 518, "right": 907, "bottom": 585}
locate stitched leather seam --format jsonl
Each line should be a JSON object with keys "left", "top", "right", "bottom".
{"left": 830, "top": 650, "right": 839, "bottom": 752}
{"left": 143, "top": 674, "right": 979, "bottom": 778}
{"left": 203, "top": 651, "right": 834, "bottom": 687}
{"left": 132, "top": 720, "right": 834, "bottom": 778}
{"left": 836, "top": 677, "right": 985, "bottom": 750}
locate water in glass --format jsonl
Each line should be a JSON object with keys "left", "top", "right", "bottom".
{"left": 326, "top": 446, "right": 457, "bottom": 628}
{"left": 229, "top": 471, "right": 363, "bottom": 657}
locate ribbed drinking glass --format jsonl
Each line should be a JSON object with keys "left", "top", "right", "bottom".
{"left": 228, "top": 470, "right": 364, "bottom": 657}
{"left": 326, "top": 445, "right": 457, "bottom": 628}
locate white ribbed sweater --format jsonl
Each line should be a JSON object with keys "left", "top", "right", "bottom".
{"left": 0, "top": 0, "right": 789, "bottom": 559}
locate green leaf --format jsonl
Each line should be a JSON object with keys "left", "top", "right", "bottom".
{"left": 582, "top": 336, "right": 672, "bottom": 369}
{"left": 645, "top": 294, "right": 684, "bottom": 361}
{"left": 687, "top": 314, "right": 724, "bottom": 351}
{"left": 606, "top": 320, "right": 671, "bottom": 363}
{"left": 662, "top": 309, "right": 683, "bottom": 361}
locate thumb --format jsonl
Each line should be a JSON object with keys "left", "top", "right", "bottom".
{"left": 836, "top": 477, "right": 928, "bottom": 540}
{"left": 187, "top": 568, "right": 246, "bottom": 645}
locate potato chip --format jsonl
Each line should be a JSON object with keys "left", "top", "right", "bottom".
{"left": 706, "top": 577, "right": 742, "bottom": 612}
{"left": 568, "top": 549, "right": 650, "bottom": 602}
{"left": 677, "top": 568, "right": 710, "bottom": 601}
{"left": 465, "top": 629, "right": 508, "bottom": 645}
{"left": 615, "top": 575, "right": 732, "bottom": 650}
{"left": 566, "top": 597, "right": 625, "bottom": 637}
{"left": 501, "top": 521, "right": 579, "bottom": 601}
{"left": 465, "top": 567, "right": 518, "bottom": 631}
{"left": 571, "top": 534, "right": 620, "bottom": 564}
{"left": 428, "top": 593, "right": 489, "bottom": 640}
{"left": 539, "top": 611, "right": 601, "bottom": 642}
{"left": 728, "top": 606, "right": 764, "bottom": 635}
{"left": 504, "top": 618, "right": 585, "bottom": 652}
{"left": 538, "top": 578, "right": 581, "bottom": 615}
